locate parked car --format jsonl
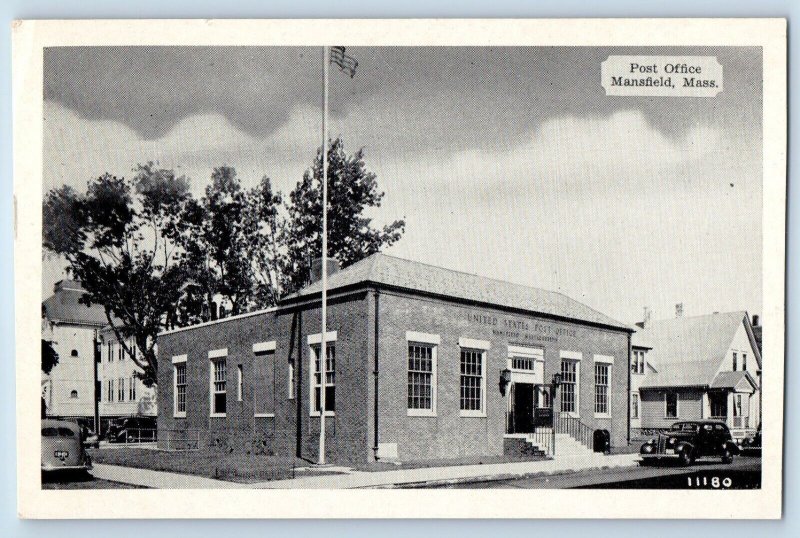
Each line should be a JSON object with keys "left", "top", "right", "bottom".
{"left": 640, "top": 420, "right": 739, "bottom": 465}
{"left": 106, "top": 416, "right": 157, "bottom": 443}
{"left": 740, "top": 424, "right": 762, "bottom": 456}
{"left": 78, "top": 423, "right": 100, "bottom": 448}
{"left": 41, "top": 419, "right": 93, "bottom": 473}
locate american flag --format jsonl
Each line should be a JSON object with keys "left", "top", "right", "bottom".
{"left": 330, "top": 46, "right": 358, "bottom": 78}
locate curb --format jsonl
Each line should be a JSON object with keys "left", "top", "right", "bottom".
{"left": 368, "top": 460, "right": 640, "bottom": 489}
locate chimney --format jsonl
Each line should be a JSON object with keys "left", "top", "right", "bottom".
{"left": 54, "top": 279, "right": 84, "bottom": 293}
{"left": 752, "top": 314, "right": 760, "bottom": 327}
{"left": 640, "top": 306, "right": 651, "bottom": 328}
{"left": 310, "top": 257, "right": 340, "bottom": 284}
{"left": 675, "top": 303, "right": 684, "bottom": 318}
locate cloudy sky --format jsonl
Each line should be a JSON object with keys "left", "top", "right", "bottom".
{"left": 42, "top": 46, "right": 762, "bottom": 324}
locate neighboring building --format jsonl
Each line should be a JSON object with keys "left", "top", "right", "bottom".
{"left": 98, "top": 327, "right": 157, "bottom": 432}
{"left": 628, "top": 330, "right": 653, "bottom": 435}
{"left": 157, "top": 253, "right": 633, "bottom": 464}
{"left": 41, "top": 280, "right": 106, "bottom": 422}
{"left": 633, "top": 311, "right": 761, "bottom": 441}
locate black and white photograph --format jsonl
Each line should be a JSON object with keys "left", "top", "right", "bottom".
{"left": 13, "top": 19, "right": 786, "bottom": 518}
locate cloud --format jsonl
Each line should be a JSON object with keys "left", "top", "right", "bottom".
{"left": 43, "top": 102, "right": 762, "bottom": 324}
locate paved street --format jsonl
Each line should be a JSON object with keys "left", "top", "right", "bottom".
{"left": 428, "top": 457, "right": 760, "bottom": 489}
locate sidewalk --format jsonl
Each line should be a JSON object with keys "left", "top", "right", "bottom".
{"left": 92, "top": 453, "right": 640, "bottom": 489}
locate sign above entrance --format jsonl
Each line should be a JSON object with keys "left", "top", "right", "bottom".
{"left": 467, "top": 311, "right": 577, "bottom": 343}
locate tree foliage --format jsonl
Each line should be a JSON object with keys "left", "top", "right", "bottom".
{"left": 41, "top": 339, "right": 59, "bottom": 375}
{"left": 43, "top": 137, "right": 405, "bottom": 385}
{"left": 43, "top": 164, "right": 195, "bottom": 386}
{"left": 283, "top": 138, "right": 405, "bottom": 293}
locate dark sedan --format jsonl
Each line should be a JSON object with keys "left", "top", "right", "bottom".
{"left": 640, "top": 420, "right": 739, "bottom": 466}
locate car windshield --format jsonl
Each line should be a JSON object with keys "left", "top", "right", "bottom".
{"left": 669, "top": 423, "right": 699, "bottom": 433}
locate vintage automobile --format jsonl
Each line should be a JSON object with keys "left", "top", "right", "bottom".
{"left": 640, "top": 420, "right": 739, "bottom": 465}
{"left": 740, "top": 424, "right": 762, "bottom": 456}
{"left": 106, "top": 416, "right": 157, "bottom": 443}
{"left": 41, "top": 419, "right": 93, "bottom": 473}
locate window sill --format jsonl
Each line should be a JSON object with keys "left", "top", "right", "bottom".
{"left": 460, "top": 411, "right": 487, "bottom": 418}
{"left": 594, "top": 413, "right": 612, "bottom": 419}
{"left": 209, "top": 413, "right": 227, "bottom": 418}
{"left": 664, "top": 416, "right": 679, "bottom": 420}
{"left": 310, "top": 411, "right": 335, "bottom": 418}
{"left": 254, "top": 413, "right": 275, "bottom": 418}
{"left": 407, "top": 409, "right": 437, "bottom": 417}
{"left": 173, "top": 413, "right": 186, "bottom": 419}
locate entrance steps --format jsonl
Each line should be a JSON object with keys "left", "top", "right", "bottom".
{"left": 505, "top": 430, "right": 598, "bottom": 459}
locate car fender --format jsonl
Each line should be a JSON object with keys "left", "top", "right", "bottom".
{"left": 676, "top": 441, "right": 694, "bottom": 454}
{"left": 724, "top": 441, "right": 740, "bottom": 455}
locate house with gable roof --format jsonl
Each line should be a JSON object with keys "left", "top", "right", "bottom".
{"left": 632, "top": 311, "right": 761, "bottom": 440}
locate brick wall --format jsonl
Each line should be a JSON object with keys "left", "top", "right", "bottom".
{"left": 374, "top": 290, "right": 631, "bottom": 460}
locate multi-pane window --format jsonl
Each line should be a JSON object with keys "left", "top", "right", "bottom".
{"left": 129, "top": 376, "right": 136, "bottom": 401}
{"left": 460, "top": 348, "right": 485, "bottom": 413}
{"left": 732, "top": 352, "right": 738, "bottom": 371}
{"left": 106, "top": 380, "right": 113, "bottom": 402}
{"left": 107, "top": 342, "right": 113, "bottom": 362}
{"left": 211, "top": 359, "right": 227, "bottom": 415}
{"left": 174, "top": 363, "right": 187, "bottom": 415}
{"left": 560, "top": 360, "right": 578, "bottom": 413}
{"left": 594, "top": 363, "right": 610, "bottom": 414}
{"left": 311, "top": 344, "right": 335, "bottom": 413}
{"left": 665, "top": 392, "right": 678, "bottom": 418}
{"left": 631, "top": 392, "right": 640, "bottom": 419}
{"left": 742, "top": 353, "right": 747, "bottom": 371}
{"left": 408, "top": 344, "right": 434, "bottom": 412}
{"left": 118, "top": 377, "right": 125, "bottom": 402}
{"left": 511, "top": 356, "right": 534, "bottom": 371}
{"left": 118, "top": 344, "right": 123, "bottom": 361}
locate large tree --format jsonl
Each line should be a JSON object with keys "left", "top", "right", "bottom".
{"left": 284, "top": 137, "right": 405, "bottom": 293}
{"left": 43, "top": 163, "right": 196, "bottom": 386}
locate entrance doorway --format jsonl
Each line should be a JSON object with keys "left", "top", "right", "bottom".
{"left": 511, "top": 383, "right": 534, "bottom": 433}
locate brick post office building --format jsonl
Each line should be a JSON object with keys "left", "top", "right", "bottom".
{"left": 157, "top": 254, "right": 634, "bottom": 464}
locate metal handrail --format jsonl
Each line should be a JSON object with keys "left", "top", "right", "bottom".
{"left": 554, "top": 412, "right": 594, "bottom": 449}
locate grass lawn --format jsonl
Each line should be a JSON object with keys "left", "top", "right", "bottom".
{"left": 88, "top": 447, "right": 316, "bottom": 483}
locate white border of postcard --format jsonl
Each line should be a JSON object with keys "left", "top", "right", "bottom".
{"left": 13, "top": 18, "right": 785, "bottom": 519}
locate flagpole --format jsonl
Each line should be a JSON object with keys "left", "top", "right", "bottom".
{"left": 318, "top": 45, "right": 329, "bottom": 466}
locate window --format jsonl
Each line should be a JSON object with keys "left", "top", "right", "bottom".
{"left": 118, "top": 344, "right": 123, "bottom": 362}
{"left": 665, "top": 392, "right": 679, "bottom": 418}
{"left": 311, "top": 344, "right": 335, "bottom": 414}
{"left": 237, "top": 364, "right": 243, "bottom": 402}
{"left": 211, "top": 358, "right": 227, "bottom": 415}
{"left": 743, "top": 353, "right": 747, "bottom": 371}
{"left": 108, "top": 379, "right": 114, "bottom": 402}
{"left": 460, "top": 348, "right": 486, "bottom": 415}
{"left": 594, "top": 363, "right": 610, "bottom": 415}
{"left": 174, "top": 363, "right": 187, "bottom": 417}
{"left": 732, "top": 352, "right": 738, "bottom": 371}
{"left": 252, "top": 342, "right": 276, "bottom": 417}
{"left": 288, "top": 359, "right": 295, "bottom": 400}
{"left": 560, "top": 359, "right": 578, "bottom": 413}
{"left": 118, "top": 377, "right": 125, "bottom": 402}
{"left": 631, "top": 350, "right": 646, "bottom": 374}
{"left": 129, "top": 376, "right": 136, "bottom": 401}
{"left": 512, "top": 356, "right": 534, "bottom": 371}
{"left": 71, "top": 349, "right": 78, "bottom": 357}
{"left": 70, "top": 390, "right": 78, "bottom": 399}
{"left": 408, "top": 343, "right": 435, "bottom": 414}
{"left": 107, "top": 342, "right": 112, "bottom": 362}
{"left": 631, "top": 392, "right": 640, "bottom": 419}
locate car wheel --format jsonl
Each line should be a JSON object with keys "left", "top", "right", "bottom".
{"left": 680, "top": 449, "right": 695, "bottom": 466}
{"left": 722, "top": 448, "right": 733, "bottom": 464}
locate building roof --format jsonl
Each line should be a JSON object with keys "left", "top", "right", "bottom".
{"left": 638, "top": 311, "right": 754, "bottom": 389}
{"left": 42, "top": 281, "right": 108, "bottom": 327}
{"left": 709, "top": 370, "right": 757, "bottom": 392}
{"left": 283, "top": 253, "right": 631, "bottom": 331}
{"left": 631, "top": 330, "right": 654, "bottom": 349}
